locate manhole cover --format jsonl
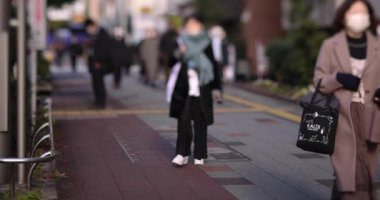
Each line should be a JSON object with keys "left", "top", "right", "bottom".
{"left": 210, "top": 152, "right": 250, "bottom": 162}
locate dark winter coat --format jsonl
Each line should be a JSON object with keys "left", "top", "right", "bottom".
{"left": 69, "top": 42, "right": 83, "bottom": 57}
{"left": 160, "top": 29, "right": 179, "bottom": 68}
{"left": 88, "top": 28, "right": 112, "bottom": 73}
{"left": 169, "top": 45, "right": 222, "bottom": 126}
{"left": 111, "top": 38, "right": 132, "bottom": 67}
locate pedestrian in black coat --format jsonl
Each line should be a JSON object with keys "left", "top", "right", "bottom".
{"left": 111, "top": 27, "right": 132, "bottom": 88}
{"left": 69, "top": 35, "right": 83, "bottom": 72}
{"left": 85, "top": 19, "right": 112, "bottom": 109}
{"left": 170, "top": 14, "right": 223, "bottom": 167}
{"left": 169, "top": 45, "right": 222, "bottom": 125}
{"left": 160, "top": 25, "right": 179, "bottom": 81}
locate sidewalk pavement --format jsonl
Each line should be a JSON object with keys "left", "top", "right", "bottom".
{"left": 52, "top": 64, "right": 380, "bottom": 200}
{"left": 53, "top": 72, "right": 235, "bottom": 200}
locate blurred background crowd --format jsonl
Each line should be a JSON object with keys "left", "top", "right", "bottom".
{"left": 41, "top": 0, "right": 380, "bottom": 100}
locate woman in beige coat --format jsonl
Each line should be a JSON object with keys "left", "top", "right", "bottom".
{"left": 314, "top": 0, "right": 380, "bottom": 199}
{"left": 140, "top": 28, "right": 160, "bottom": 87}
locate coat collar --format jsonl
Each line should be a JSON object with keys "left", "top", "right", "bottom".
{"left": 333, "top": 31, "right": 351, "bottom": 73}
{"left": 333, "top": 31, "right": 379, "bottom": 74}
{"left": 363, "top": 31, "right": 379, "bottom": 75}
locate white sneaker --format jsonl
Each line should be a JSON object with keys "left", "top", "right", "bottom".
{"left": 194, "top": 159, "right": 204, "bottom": 166}
{"left": 172, "top": 155, "right": 189, "bottom": 166}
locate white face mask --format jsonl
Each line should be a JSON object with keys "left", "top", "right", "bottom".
{"left": 346, "top": 13, "right": 370, "bottom": 33}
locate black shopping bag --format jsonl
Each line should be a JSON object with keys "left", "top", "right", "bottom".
{"left": 296, "top": 80, "right": 339, "bottom": 154}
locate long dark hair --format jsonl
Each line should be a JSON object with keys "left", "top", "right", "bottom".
{"left": 333, "top": 0, "right": 377, "bottom": 35}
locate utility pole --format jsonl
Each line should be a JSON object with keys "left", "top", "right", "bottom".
{"left": 28, "top": 0, "right": 47, "bottom": 129}
{"left": 17, "top": 0, "right": 26, "bottom": 184}
{"left": 0, "top": 0, "right": 11, "bottom": 185}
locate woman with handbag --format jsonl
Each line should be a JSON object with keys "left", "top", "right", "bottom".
{"left": 170, "top": 14, "right": 222, "bottom": 166}
{"left": 314, "top": 0, "right": 380, "bottom": 199}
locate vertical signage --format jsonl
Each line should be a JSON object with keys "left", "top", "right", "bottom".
{"left": 28, "top": 0, "right": 47, "bottom": 50}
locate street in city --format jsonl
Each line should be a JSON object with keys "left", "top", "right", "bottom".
{"left": 49, "top": 63, "right": 380, "bottom": 200}
{"left": 2, "top": 0, "right": 380, "bottom": 199}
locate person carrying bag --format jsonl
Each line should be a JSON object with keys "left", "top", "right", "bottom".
{"left": 306, "top": 1, "right": 380, "bottom": 199}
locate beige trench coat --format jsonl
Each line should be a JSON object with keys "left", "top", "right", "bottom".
{"left": 314, "top": 31, "right": 380, "bottom": 192}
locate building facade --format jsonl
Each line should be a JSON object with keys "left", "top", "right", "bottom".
{"left": 243, "top": 0, "right": 380, "bottom": 77}
{"left": 242, "top": 0, "right": 283, "bottom": 78}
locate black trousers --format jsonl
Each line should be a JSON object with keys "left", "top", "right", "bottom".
{"left": 70, "top": 54, "right": 77, "bottom": 71}
{"left": 91, "top": 68, "right": 106, "bottom": 106}
{"left": 176, "top": 97, "right": 208, "bottom": 159}
{"left": 114, "top": 65, "right": 121, "bottom": 85}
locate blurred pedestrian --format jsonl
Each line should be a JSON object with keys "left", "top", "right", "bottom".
{"left": 111, "top": 27, "right": 132, "bottom": 89}
{"left": 170, "top": 14, "right": 223, "bottom": 167}
{"left": 85, "top": 18, "right": 112, "bottom": 109}
{"left": 69, "top": 35, "right": 83, "bottom": 72}
{"left": 54, "top": 38, "right": 65, "bottom": 67}
{"left": 160, "top": 20, "right": 179, "bottom": 82}
{"left": 209, "top": 25, "right": 229, "bottom": 82}
{"left": 139, "top": 28, "right": 160, "bottom": 87}
{"left": 313, "top": 1, "right": 380, "bottom": 199}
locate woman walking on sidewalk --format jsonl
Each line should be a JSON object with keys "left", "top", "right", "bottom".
{"left": 314, "top": 0, "right": 380, "bottom": 199}
{"left": 170, "top": 14, "right": 223, "bottom": 166}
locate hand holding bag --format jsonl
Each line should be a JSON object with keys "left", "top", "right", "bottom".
{"left": 296, "top": 80, "right": 340, "bottom": 154}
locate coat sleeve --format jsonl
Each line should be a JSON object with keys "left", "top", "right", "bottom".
{"left": 207, "top": 46, "right": 222, "bottom": 91}
{"left": 313, "top": 40, "right": 342, "bottom": 94}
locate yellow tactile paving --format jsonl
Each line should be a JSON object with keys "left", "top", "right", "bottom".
{"left": 64, "top": 111, "right": 82, "bottom": 116}
{"left": 224, "top": 94, "right": 301, "bottom": 123}
{"left": 52, "top": 95, "right": 300, "bottom": 123}
{"left": 52, "top": 107, "right": 262, "bottom": 117}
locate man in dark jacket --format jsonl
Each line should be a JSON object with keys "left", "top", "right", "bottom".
{"left": 69, "top": 35, "right": 83, "bottom": 72}
{"left": 85, "top": 19, "right": 112, "bottom": 109}
{"left": 111, "top": 27, "right": 132, "bottom": 89}
{"left": 159, "top": 22, "right": 179, "bottom": 82}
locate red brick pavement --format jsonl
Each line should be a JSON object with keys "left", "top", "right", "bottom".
{"left": 51, "top": 73, "right": 125, "bottom": 110}
{"left": 53, "top": 73, "right": 236, "bottom": 200}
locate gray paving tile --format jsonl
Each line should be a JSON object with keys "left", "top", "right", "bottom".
{"left": 227, "top": 163, "right": 322, "bottom": 200}
{"left": 224, "top": 185, "right": 273, "bottom": 200}
{"left": 214, "top": 177, "right": 253, "bottom": 186}
{"left": 254, "top": 118, "right": 279, "bottom": 125}
{"left": 224, "top": 141, "right": 246, "bottom": 146}
{"left": 292, "top": 153, "right": 325, "bottom": 159}
{"left": 315, "top": 179, "right": 334, "bottom": 188}
{"left": 206, "top": 172, "right": 242, "bottom": 179}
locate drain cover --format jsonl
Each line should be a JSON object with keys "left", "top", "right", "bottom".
{"left": 210, "top": 152, "right": 250, "bottom": 162}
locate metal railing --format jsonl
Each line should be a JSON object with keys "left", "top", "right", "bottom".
{"left": 0, "top": 98, "right": 56, "bottom": 198}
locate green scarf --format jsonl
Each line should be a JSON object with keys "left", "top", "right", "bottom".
{"left": 182, "top": 32, "right": 214, "bottom": 86}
